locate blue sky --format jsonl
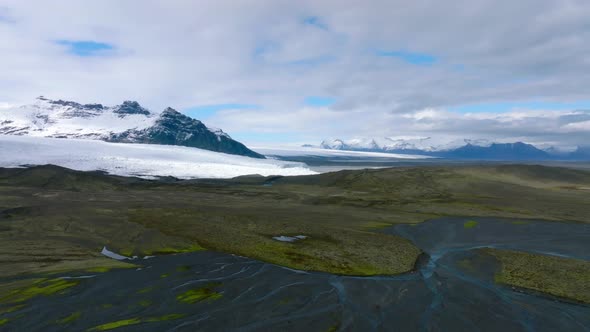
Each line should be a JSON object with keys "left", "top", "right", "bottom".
{"left": 183, "top": 96, "right": 336, "bottom": 121}
{"left": 304, "top": 96, "right": 336, "bottom": 107}
{"left": 303, "top": 16, "right": 328, "bottom": 30}
{"left": 56, "top": 40, "right": 114, "bottom": 56}
{"left": 183, "top": 104, "right": 260, "bottom": 120}
{"left": 0, "top": 11, "right": 14, "bottom": 23}
{"left": 376, "top": 50, "right": 437, "bottom": 66}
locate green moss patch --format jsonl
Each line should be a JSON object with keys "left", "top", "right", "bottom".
{"left": 89, "top": 318, "right": 141, "bottom": 331}
{"left": 136, "top": 286, "right": 153, "bottom": 294}
{"left": 138, "top": 300, "right": 152, "bottom": 307}
{"left": 119, "top": 248, "right": 134, "bottom": 257}
{"left": 362, "top": 221, "right": 392, "bottom": 230}
{"left": 1, "top": 278, "right": 79, "bottom": 304}
{"left": 145, "top": 314, "right": 185, "bottom": 322}
{"left": 177, "top": 283, "right": 223, "bottom": 304}
{"left": 146, "top": 244, "right": 204, "bottom": 255}
{"left": 176, "top": 265, "right": 191, "bottom": 272}
{"left": 236, "top": 230, "right": 420, "bottom": 276}
{"left": 88, "top": 314, "right": 185, "bottom": 331}
{"left": 86, "top": 267, "right": 112, "bottom": 273}
{"left": 327, "top": 323, "right": 340, "bottom": 332}
{"left": 0, "top": 304, "right": 25, "bottom": 315}
{"left": 483, "top": 248, "right": 590, "bottom": 304}
{"left": 463, "top": 220, "right": 478, "bottom": 229}
{"left": 56, "top": 311, "right": 81, "bottom": 324}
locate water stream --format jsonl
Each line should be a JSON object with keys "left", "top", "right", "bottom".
{"left": 3, "top": 217, "right": 590, "bottom": 331}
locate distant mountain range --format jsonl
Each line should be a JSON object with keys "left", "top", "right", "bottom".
{"left": 0, "top": 97, "right": 264, "bottom": 158}
{"left": 318, "top": 137, "right": 590, "bottom": 161}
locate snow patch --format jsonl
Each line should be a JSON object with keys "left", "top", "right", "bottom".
{"left": 60, "top": 275, "right": 97, "bottom": 279}
{"left": 272, "top": 235, "right": 308, "bottom": 242}
{"left": 206, "top": 126, "right": 231, "bottom": 141}
{"left": 0, "top": 98, "right": 158, "bottom": 138}
{"left": 101, "top": 246, "right": 130, "bottom": 260}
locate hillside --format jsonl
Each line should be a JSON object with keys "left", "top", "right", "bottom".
{"left": 1, "top": 163, "right": 589, "bottom": 279}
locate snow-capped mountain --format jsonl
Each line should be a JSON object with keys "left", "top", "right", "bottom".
{"left": 0, "top": 96, "right": 264, "bottom": 159}
{"left": 317, "top": 137, "right": 588, "bottom": 160}
{"left": 320, "top": 137, "right": 493, "bottom": 153}
{"left": 569, "top": 146, "right": 590, "bottom": 160}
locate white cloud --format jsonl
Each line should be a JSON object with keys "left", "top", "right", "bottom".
{"left": 209, "top": 106, "right": 590, "bottom": 149}
{"left": 562, "top": 120, "right": 590, "bottom": 132}
{"left": 0, "top": 0, "right": 589, "bottom": 147}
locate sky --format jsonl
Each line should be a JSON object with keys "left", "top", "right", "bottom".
{"left": 0, "top": 0, "right": 590, "bottom": 149}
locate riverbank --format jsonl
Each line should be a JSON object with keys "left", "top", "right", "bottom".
{"left": 1, "top": 217, "right": 588, "bottom": 331}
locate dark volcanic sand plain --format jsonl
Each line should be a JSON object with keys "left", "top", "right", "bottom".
{"left": 3, "top": 217, "right": 589, "bottom": 332}
{"left": 1, "top": 164, "right": 590, "bottom": 331}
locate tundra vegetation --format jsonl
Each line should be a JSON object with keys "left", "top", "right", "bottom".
{"left": 0, "top": 164, "right": 589, "bottom": 305}
{"left": 482, "top": 248, "right": 590, "bottom": 304}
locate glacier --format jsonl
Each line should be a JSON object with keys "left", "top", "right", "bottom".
{"left": 0, "top": 135, "right": 316, "bottom": 179}
{"left": 251, "top": 145, "right": 431, "bottom": 159}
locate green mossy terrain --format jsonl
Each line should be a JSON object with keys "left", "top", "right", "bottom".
{"left": 176, "top": 283, "right": 223, "bottom": 304}
{"left": 88, "top": 318, "right": 141, "bottom": 331}
{"left": 1, "top": 278, "right": 80, "bottom": 304}
{"left": 88, "top": 314, "right": 185, "bottom": 331}
{"left": 138, "top": 300, "right": 152, "bottom": 307}
{"left": 463, "top": 220, "right": 478, "bottom": 229}
{"left": 0, "top": 304, "right": 24, "bottom": 315}
{"left": 56, "top": 311, "right": 82, "bottom": 324}
{"left": 1, "top": 164, "right": 589, "bottom": 283}
{"left": 483, "top": 248, "right": 590, "bottom": 304}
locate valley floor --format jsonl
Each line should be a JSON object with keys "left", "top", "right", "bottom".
{"left": 0, "top": 164, "right": 589, "bottom": 330}
{"left": 1, "top": 218, "right": 589, "bottom": 331}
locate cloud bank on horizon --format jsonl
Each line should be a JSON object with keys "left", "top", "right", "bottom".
{"left": 0, "top": 0, "right": 589, "bottom": 149}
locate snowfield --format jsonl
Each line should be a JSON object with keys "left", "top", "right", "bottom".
{"left": 0, "top": 97, "right": 231, "bottom": 142}
{"left": 0, "top": 135, "right": 316, "bottom": 179}
{"left": 0, "top": 98, "right": 157, "bottom": 137}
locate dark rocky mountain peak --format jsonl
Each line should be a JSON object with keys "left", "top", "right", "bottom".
{"left": 37, "top": 96, "right": 104, "bottom": 111}
{"left": 107, "top": 106, "right": 265, "bottom": 159}
{"left": 113, "top": 101, "right": 151, "bottom": 117}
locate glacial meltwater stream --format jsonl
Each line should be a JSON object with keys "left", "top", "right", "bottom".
{"left": 4, "top": 217, "right": 590, "bottom": 331}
